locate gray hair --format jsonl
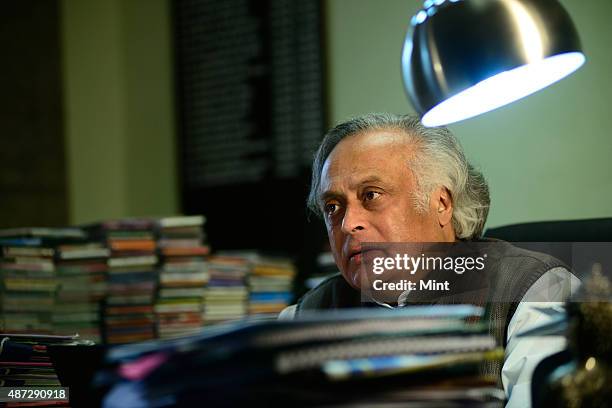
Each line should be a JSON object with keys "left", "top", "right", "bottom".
{"left": 307, "top": 113, "right": 490, "bottom": 239}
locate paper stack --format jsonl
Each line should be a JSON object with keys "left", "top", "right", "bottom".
{"left": 98, "top": 306, "right": 505, "bottom": 407}
{"left": 155, "top": 216, "right": 209, "bottom": 339}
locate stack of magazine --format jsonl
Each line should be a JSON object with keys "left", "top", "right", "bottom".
{"left": 0, "top": 228, "right": 86, "bottom": 334}
{"left": 87, "top": 220, "right": 158, "bottom": 344}
{"left": 202, "top": 255, "right": 249, "bottom": 324}
{"left": 54, "top": 241, "right": 110, "bottom": 343}
{"left": 248, "top": 256, "right": 295, "bottom": 316}
{"left": 155, "top": 216, "right": 209, "bottom": 339}
{"left": 98, "top": 306, "right": 505, "bottom": 407}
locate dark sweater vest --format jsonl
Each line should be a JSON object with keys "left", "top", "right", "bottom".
{"left": 295, "top": 240, "right": 572, "bottom": 382}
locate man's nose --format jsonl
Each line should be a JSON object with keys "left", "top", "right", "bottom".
{"left": 340, "top": 205, "right": 366, "bottom": 234}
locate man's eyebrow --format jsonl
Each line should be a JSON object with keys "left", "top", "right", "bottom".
{"left": 318, "top": 190, "right": 343, "bottom": 204}
{"left": 350, "top": 176, "right": 385, "bottom": 189}
{"left": 318, "top": 175, "right": 388, "bottom": 204}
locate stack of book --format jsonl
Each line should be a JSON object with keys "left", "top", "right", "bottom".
{"left": 155, "top": 216, "right": 209, "bottom": 339}
{"left": 54, "top": 242, "right": 110, "bottom": 343}
{"left": 88, "top": 220, "right": 158, "bottom": 344}
{"left": 202, "top": 255, "right": 249, "bottom": 324}
{"left": 0, "top": 332, "right": 76, "bottom": 406}
{"left": 0, "top": 228, "right": 85, "bottom": 334}
{"left": 248, "top": 256, "right": 295, "bottom": 316}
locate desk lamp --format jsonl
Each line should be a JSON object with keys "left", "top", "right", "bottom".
{"left": 402, "top": 0, "right": 585, "bottom": 127}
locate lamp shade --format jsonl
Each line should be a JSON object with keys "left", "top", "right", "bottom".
{"left": 401, "top": 0, "right": 585, "bottom": 127}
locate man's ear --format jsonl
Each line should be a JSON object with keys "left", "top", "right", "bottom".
{"left": 433, "top": 186, "right": 453, "bottom": 227}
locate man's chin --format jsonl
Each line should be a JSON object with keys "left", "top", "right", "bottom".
{"left": 342, "top": 268, "right": 363, "bottom": 290}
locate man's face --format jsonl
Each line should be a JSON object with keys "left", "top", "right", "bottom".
{"left": 318, "top": 129, "right": 452, "bottom": 289}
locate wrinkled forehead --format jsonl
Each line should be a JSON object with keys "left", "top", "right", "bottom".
{"left": 320, "top": 130, "right": 417, "bottom": 191}
{"left": 325, "top": 129, "right": 415, "bottom": 166}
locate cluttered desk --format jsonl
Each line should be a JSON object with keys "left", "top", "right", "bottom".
{"left": 1, "top": 232, "right": 610, "bottom": 407}
{"left": 5, "top": 306, "right": 505, "bottom": 407}
{"left": 3, "top": 274, "right": 610, "bottom": 408}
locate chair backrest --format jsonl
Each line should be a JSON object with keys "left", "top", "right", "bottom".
{"left": 484, "top": 218, "right": 612, "bottom": 242}
{"left": 485, "top": 218, "right": 612, "bottom": 280}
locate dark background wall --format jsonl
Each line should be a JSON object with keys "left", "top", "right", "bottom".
{"left": 0, "top": 0, "right": 67, "bottom": 228}
{"left": 174, "top": 0, "right": 327, "bottom": 255}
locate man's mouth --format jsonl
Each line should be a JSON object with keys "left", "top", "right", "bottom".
{"left": 349, "top": 251, "right": 362, "bottom": 263}
{"left": 348, "top": 249, "right": 371, "bottom": 264}
{"left": 347, "top": 247, "right": 387, "bottom": 266}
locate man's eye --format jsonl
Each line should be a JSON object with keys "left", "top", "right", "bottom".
{"left": 364, "top": 191, "right": 381, "bottom": 201}
{"left": 324, "top": 203, "right": 339, "bottom": 215}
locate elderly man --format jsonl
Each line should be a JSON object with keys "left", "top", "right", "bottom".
{"left": 280, "top": 113, "right": 580, "bottom": 407}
